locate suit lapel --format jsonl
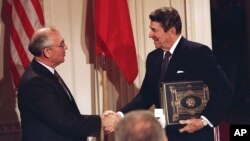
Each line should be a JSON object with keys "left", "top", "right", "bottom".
{"left": 165, "top": 37, "right": 187, "bottom": 81}
{"left": 31, "top": 60, "right": 56, "bottom": 80}
{"left": 31, "top": 60, "right": 80, "bottom": 113}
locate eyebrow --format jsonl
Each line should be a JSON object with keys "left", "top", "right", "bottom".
{"left": 150, "top": 28, "right": 158, "bottom": 32}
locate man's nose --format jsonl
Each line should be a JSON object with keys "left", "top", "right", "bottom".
{"left": 149, "top": 31, "right": 154, "bottom": 38}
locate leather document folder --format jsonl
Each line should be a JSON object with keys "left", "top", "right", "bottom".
{"left": 160, "top": 81, "right": 209, "bottom": 125}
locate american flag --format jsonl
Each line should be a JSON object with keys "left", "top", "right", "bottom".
{"left": 2, "top": 0, "right": 45, "bottom": 88}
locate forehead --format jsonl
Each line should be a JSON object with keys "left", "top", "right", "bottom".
{"left": 149, "top": 21, "right": 163, "bottom": 29}
{"left": 48, "top": 30, "right": 63, "bottom": 42}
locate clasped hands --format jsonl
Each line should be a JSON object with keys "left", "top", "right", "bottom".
{"left": 101, "top": 110, "right": 121, "bottom": 133}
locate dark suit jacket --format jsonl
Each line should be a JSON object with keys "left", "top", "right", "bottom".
{"left": 18, "top": 60, "right": 101, "bottom": 141}
{"left": 120, "top": 37, "right": 234, "bottom": 141}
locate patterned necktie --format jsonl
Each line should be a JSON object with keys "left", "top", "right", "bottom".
{"left": 159, "top": 51, "right": 171, "bottom": 83}
{"left": 54, "top": 70, "right": 72, "bottom": 101}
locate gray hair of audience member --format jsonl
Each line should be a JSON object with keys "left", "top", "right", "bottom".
{"left": 28, "top": 27, "right": 58, "bottom": 56}
{"left": 115, "top": 110, "right": 167, "bottom": 141}
{"left": 149, "top": 6, "right": 182, "bottom": 34}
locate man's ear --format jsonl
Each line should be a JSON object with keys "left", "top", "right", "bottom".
{"left": 42, "top": 48, "right": 51, "bottom": 58}
{"left": 169, "top": 27, "right": 176, "bottom": 35}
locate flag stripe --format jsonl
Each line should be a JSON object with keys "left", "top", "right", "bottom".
{"left": 3, "top": 0, "right": 45, "bottom": 88}
{"left": 5, "top": 0, "right": 12, "bottom": 16}
{"left": 13, "top": 0, "right": 35, "bottom": 40}
{"left": 31, "top": 0, "right": 45, "bottom": 26}
{"left": 21, "top": 0, "right": 42, "bottom": 29}
{"left": 12, "top": 5, "right": 33, "bottom": 61}
{"left": 10, "top": 39, "right": 26, "bottom": 76}
{"left": 10, "top": 21, "right": 30, "bottom": 68}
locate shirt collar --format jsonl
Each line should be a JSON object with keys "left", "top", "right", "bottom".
{"left": 36, "top": 60, "right": 55, "bottom": 74}
{"left": 169, "top": 35, "right": 182, "bottom": 54}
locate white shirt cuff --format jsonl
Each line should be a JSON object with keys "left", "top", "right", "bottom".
{"left": 117, "top": 111, "right": 124, "bottom": 118}
{"left": 201, "top": 115, "right": 214, "bottom": 127}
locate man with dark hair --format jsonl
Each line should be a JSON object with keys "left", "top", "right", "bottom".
{"left": 118, "top": 7, "right": 233, "bottom": 141}
{"left": 18, "top": 27, "right": 119, "bottom": 141}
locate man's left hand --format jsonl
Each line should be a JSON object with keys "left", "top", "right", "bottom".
{"left": 178, "top": 118, "right": 204, "bottom": 133}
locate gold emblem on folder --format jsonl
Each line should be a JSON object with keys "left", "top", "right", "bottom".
{"left": 160, "top": 81, "right": 209, "bottom": 125}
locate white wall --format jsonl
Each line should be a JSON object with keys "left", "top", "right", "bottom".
{"left": 43, "top": 0, "right": 94, "bottom": 114}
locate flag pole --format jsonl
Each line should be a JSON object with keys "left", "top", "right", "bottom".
{"left": 101, "top": 53, "right": 110, "bottom": 141}
{"left": 101, "top": 52, "right": 108, "bottom": 111}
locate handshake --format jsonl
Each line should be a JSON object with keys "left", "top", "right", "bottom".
{"left": 101, "top": 110, "right": 122, "bottom": 133}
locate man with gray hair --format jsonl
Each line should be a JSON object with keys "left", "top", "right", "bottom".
{"left": 18, "top": 27, "right": 119, "bottom": 141}
{"left": 115, "top": 110, "right": 168, "bottom": 141}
